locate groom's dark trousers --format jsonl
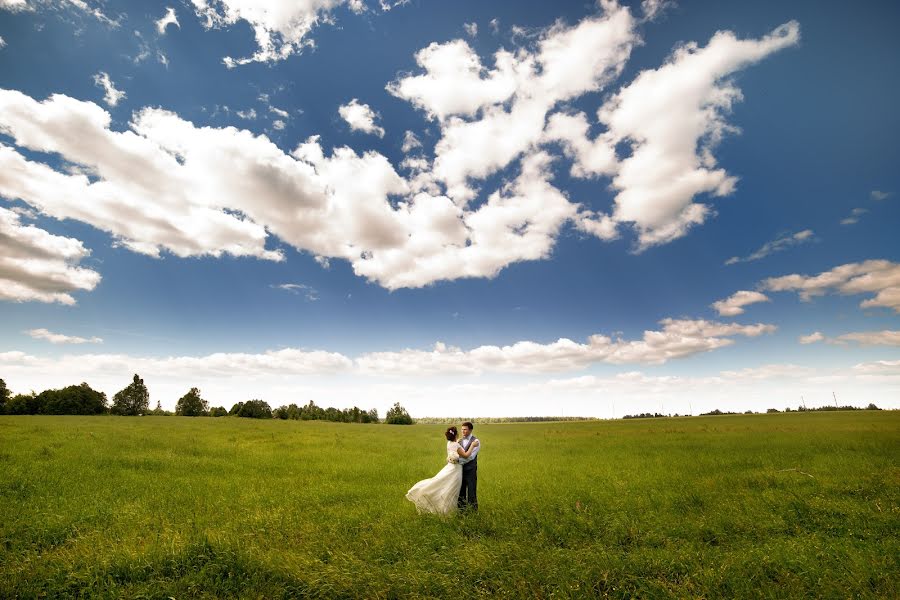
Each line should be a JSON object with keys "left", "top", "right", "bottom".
{"left": 458, "top": 459, "right": 478, "bottom": 511}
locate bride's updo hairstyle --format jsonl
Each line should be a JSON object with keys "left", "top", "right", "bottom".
{"left": 445, "top": 426, "right": 458, "bottom": 441}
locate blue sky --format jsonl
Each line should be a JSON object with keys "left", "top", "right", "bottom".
{"left": 0, "top": 0, "right": 898, "bottom": 415}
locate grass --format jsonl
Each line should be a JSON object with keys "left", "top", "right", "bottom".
{"left": 0, "top": 411, "right": 897, "bottom": 598}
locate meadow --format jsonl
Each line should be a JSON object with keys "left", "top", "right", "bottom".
{"left": 0, "top": 412, "right": 897, "bottom": 598}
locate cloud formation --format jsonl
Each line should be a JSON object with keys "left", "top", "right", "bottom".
{"left": 156, "top": 7, "right": 179, "bottom": 34}
{"left": 799, "top": 330, "right": 900, "bottom": 347}
{"left": 338, "top": 99, "right": 385, "bottom": 137}
{"left": 711, "top": 290, "right": 769, "bottom": 316}
{"left": 725, "top": 229, "right": 813, "bottom": 265}
{"left": 0, "top": 4, "right": 804, "bottom": 291}
{"left": 0, "top": 206, "right": 101, "bottom": 304}
{"left": 26, "top": 328, "right": 102, "bottom": 344}
{"left": 191, "top": 0, "right": 368, "bottom": 66}
{"left": 357, "top": 318, "right": 775, "bottom": 374}
{"left": 763, "top": 260, "right": 900, "bottom": 313}
{"left": 92, "top": 72, "right": 125, "bottom": 107}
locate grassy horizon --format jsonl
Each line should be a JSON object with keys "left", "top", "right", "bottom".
{"left": 1, "top": 411, "right": 897, "bottom": 598}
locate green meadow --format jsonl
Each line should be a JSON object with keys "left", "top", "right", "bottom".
{"left": 1, "top": 412, "right": 897, "bottom": 598}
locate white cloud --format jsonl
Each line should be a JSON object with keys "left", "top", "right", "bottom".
{"left": 236, "top": 108, "right": 257, "bottom": 120}
{"left": 0, "top": 0, "right": 28, "bottom": 12}
{"left": 191, "top": 0, "right": 352, "bottom": 66}
{"left": 725, "top": 229, "right": 814, "bottom": 265}
{"left": 489, "top": 18, "right": 499, "bottom": 34}
{"left": 272, "top": 119, "right": 286, "bottom": 130}
{"left": 463, "top": 22, "right": 477, "bottom": 37}
{"left": 764, "top": 260, "right": 900, "bottom": 313}
{"left": 711, "top": 290, "right": 769, "bottom": 316}
{"left": 871, "top": 190, "right": 890, "bottom": 201}
{"left": 92, "top": 72, "right": 125, "bottom": 107}
{"left": 269, "top": 106, "right": 290, "bottom": 118}
{"left": 798, "top": 331, "right": 824, "bottom": 344}
{"left": 0, "top": 36, "right": 6, "bottom": 49}
{"left": 840, "top": 207, "right": 867, "bottom": 226}
{"left": 357, "top": 317, "right": 775, "bottom": 375}
{"left": 338, "top": 98, "right": 385, "bottom": 137}
{"left": 802, "top": 330, "right": 900, "bottom": 346}
{"left": 271, "top": 282, "right": 318, "bottom": 301}
{"left": 0, "top": 8, "right": 806, "bottom": 290}
{"left": 401, "top": 130, "right": 422, "bottom": 153}
{"left": 404, "top": 4, "right": 638, "bottom": 202}
{"left": 0, "top": 206, "right": 101, "bottom": 305}
{"left": 157, "top": 51, "right": 169, "bottom": 67}
{"left": 557, "top": 21, "right": 800, "bottom": 248}
{"left": 156, "top": 6, "right": 179, "bottom": 34}
{"left": 26, "top": 328, "right": 102, "bottom": 344}
{"left": 640, "top": 0, "right": 671, "bottom": 21}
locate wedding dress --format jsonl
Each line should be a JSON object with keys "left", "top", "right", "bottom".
{"left": 406, "top": 441, "right": 463, "bottom": 514}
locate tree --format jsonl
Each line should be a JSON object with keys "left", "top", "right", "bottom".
{"left": 237, "top": 399, "right": 272, "bottom": 419}
{"left": 229, "top": 401, "right": 244, "bottom": 416}
{"left": 0, "top": 378, "right": 9, "bottom": 414}
{"left": 175, "top": 387, "right": 208, "bottom": 416}
{"left": 209, "top": 406, "right": 228, "bottom": 417}
{"left": 385, "top": 402, "right": 413, "bottom": 425}
{"left": 6, "top": 392, "right": 41, "bottom": 414}
{"left": 111, "top": 374, "right": 150, "bottom": 416}
{"left": 41, "top": 383, "right": 107, "bottom": 415}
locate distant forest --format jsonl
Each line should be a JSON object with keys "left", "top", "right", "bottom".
{"left": 0, "top": 376, "right": 413, "bottom": 424}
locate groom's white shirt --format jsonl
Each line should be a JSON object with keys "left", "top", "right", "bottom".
{"left": 458, "top": 434, "right": 480, "bottom": 465}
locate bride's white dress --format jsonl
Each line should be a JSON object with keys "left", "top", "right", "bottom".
{"left": 406, "top": 441, "right": 462, "bottom": 514}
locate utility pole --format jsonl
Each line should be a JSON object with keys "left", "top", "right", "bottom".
{"left": 801, "top": 395, "right": 806, "bottom": 410}
{"left": 688, "top": 400, "right": 693, "bottom": 416}
{"left": 833, "top": 391, "right": 838, "bottom": 408}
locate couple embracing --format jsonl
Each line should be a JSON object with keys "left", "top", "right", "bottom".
{"left": 406, "top": 421, "right": 479, "bottom": 515}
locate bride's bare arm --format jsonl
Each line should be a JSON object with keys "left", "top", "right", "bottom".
{"left": 456, "top": 440, "right": 479, "bottom": 458}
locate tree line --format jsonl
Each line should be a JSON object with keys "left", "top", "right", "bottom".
{"left": 0, "top": 376, "right": 416, "bottom": 424}
{"left": 623, "top": 404, "right": 882, "bottom": 419}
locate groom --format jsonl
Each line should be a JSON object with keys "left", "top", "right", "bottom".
{"left": 457, "top": 421, "right": 479, "bottom": 511}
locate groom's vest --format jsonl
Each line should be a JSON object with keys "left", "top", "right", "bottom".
{"left": 461, "top": 435, "right": 478, "bottom": 467}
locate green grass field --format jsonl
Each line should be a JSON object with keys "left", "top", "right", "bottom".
{"left": 1, "top": 412, "right": 897, "bottom": 598}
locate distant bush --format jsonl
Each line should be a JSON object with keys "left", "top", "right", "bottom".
{"left": 385, "top": 402, "right": 413, "bottom": 425}
{"left": 766, "top": 408, "right": 780, "bottom": 413}
{"left": 209, "top": 406, "right": 228, "bottom": 417}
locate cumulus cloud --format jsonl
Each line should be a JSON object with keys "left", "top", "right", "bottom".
{"left": 26, "top": 328, "right": 102, "bottom": 344}
{"left": 0, "top": 206, "right": 101, "bottom": 304}
{"left": 0, "top": 0, "right": 29, "bottom": 12}
{"left": 711, "top": 290, "right": 769, "bottom": 316}
{"left": 0, "top": 36, "right": 6, "bottom": 49}
{"left": 725, "top": 229, "right": 813, "bottom": 265}
{"left": 871, "top": 190, "right": 890, "bottom": 201}
{"left": 156, "top": 6, "right": 179, "bottom": 34}
{"left": 235, "top": 108, "right": 257, "bottom": 120}
{"left": 357, "top": 317, "right": 775, "bottom": 375}
{"left": 338, "top": 99, "right": 385, "bottom": 137}
{"left": 92, "top": 72, "right": 125, "bottom": 107}
{"left": 463, "top": 22, "right": 477, "bottom": 37}
{"left": 763, "top": 260, "right": 900, "bottom": 313}
{"left": 554, "top": 21, "right": 800, "bottom": 248}
{"left": 191, "top": 0, "right": 364, "bottom": 66}
{"left": 401, "top": 130, "right": 422, "bottom": 153}
{"left": 396, "top": 3, "right": 638, "bottom": 202}
{"left": 0, "top": 6, "right": 804, "bottom": 290}
{"left": 799, "top": 331, "right": 824, "bottom": 344}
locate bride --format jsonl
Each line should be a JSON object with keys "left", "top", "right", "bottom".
{"left": 406, "top": 426, "right": 479, "bottom": 515}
